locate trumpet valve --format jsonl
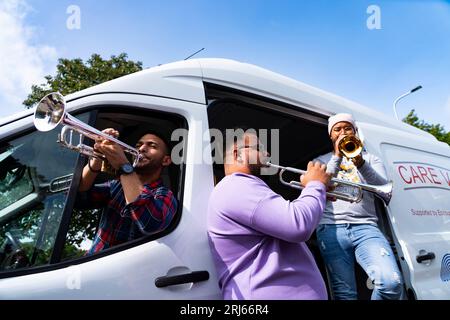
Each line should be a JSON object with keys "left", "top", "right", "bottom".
{"left": 101, "top": 161, "right": 117, "bottom": 176}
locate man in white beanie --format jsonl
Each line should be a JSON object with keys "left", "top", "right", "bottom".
{"left": 314, "top": 113, "right": 403, "bottom": 300}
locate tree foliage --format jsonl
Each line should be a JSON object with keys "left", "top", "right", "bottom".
{"left": 23, "top": 53, "right": 143, "bottom": 108}
{"left": 403, "top": 109, "right": 450, "bottom": 146}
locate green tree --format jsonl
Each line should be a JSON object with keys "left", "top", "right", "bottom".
{"left": 23, "top": 53, "right": 143, "bottom": 108}
{"left": 403, "top": 109, "right": 450, "bottom": 146}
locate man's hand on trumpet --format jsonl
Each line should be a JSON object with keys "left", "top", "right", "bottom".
{"left": 300, "top": 161, "right": 336, "bottom": 202}
{"left": 300, "top": 161, "right": 332, "bottom": 187}
{"left": 87, "top": 128, "right": 119, "bottom": 172}
{"left": 93, "top": 128, "right": 129, "bottom": 170}
{"left": 350, "top": 153, "right": 365, "bottom": 168}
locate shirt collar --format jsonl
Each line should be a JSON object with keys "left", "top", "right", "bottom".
{"left": 147, "top": 178, "right": 163, "bottom": 189}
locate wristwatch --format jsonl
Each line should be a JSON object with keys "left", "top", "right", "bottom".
{"left": 118, "top": 163, "right": 134, "bottom": 176}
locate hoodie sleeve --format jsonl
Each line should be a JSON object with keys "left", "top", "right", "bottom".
{"left": 358, "top": 154, "right": 388, "bottom": 185}
{"left": 250, "top": 181, "right": 327, "bottom": 243}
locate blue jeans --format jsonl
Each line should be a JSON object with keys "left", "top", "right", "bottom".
{"left": 316, "top": 224, "right": 403, "bottom": 300}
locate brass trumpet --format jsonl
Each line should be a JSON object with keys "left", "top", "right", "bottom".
{"left": 265, "top": 162, "right": 393, "bottom": 204}
{"left": 33, "top": 92, "right": 142, "bottom": 167}
{"left": 339, "top": 135, "right": 363, "bottom": 158}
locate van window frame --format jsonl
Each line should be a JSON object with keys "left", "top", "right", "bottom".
{"left": 205, "top": 81, "right": 332, "bottom": 179}
{"left": 204, "top": 82, "right": 399, "bottom": 298}
{"left": 0, "top": 111, "right": 93, "bottom": 278}
{"left": 205, "top": 82, "right": 331, "bottom": 126}
{"left": 0, "top": 104, "right": 188, "bottom": 279}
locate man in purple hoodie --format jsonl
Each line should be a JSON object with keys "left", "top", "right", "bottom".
{"left": 207, "top": 129, "right": 331, "bottom": 300}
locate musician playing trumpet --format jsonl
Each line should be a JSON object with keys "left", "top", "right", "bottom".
{"left": 33, "top": 92, "right": 177, "bottom": 255}
{"left": 314, "top": 113, "right": 403, "bottom": 300}
{"left": 76, "top": 129, "right": 178, "bottom": 255}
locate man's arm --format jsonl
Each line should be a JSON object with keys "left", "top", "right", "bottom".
{"left": 357, "top": 154, "right": 388, "bottom": 185}
{"left": 76, "top": 157, "right": 111, "bottom": 209}
{"left": 94, "top": 146, "right": 144, "bottom": 204}
{"left": 79, "top": 157, "right": 102, "bottom": 192}
{"left": 88, "top": 127, "right": 145, "bottom": 203}
{"left": 79, "top": 128, "right": 119, "bottom": 192}
{"left": 325, "top": 155, "right": 342, "bottom": 176}
{"left": 251, "top": 162, "right": 330, "bottom": 243}
{"left": 251, "top": 181, "right": 326, "bottom": 243}
{"left": 119, "top": 173, "right": 146, "bottom": 204}
{"left": 313, "top": 152, "right": 343, "bottom": 177}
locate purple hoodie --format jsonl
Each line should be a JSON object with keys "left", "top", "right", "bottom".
{"left": 207, "top": 172, "right": 328, "bottom": 300}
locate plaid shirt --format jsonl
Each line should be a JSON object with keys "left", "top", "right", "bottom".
{"left": 76, "top": 179, "right": 177, "bottom": 254}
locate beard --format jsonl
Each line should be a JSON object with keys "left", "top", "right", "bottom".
{"left": 248, "top": 161, "right": 269, "bottom": 178}
{"left": 248, "top": 163, "right": 262, "bottom": 177}
{"left": 248, "top": 153, "right": 270, "bottom": 177}
{"left": 134, "top": 155, "right": 164, "bottom": 174}
{"left": 248, "top": 163, "right": 275, "bottom": 187}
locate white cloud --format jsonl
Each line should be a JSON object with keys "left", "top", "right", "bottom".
{"left": 0, "top": 0, "right": 57, "bottom": 116}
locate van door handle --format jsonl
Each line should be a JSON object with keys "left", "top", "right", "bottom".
{"left": 416, "top": 252, "right": 435, "bottom": 263}
{"left": 155, "top": 270, "right": 210, "bottom": 288}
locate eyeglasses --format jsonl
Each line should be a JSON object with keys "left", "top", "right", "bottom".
{"left": 238, "top": 144, "right": 266, "bottom": 152}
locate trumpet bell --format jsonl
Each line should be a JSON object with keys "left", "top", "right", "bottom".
{"left": 33, "top": 92, "right": 142, "bottom": 168}
{"left": 374, "top": 180, "right": 393, "bottom": 205}
{"left": 34, "top": 92, "right": 65, "bottom": 132}
{"left": 339, "top": 135, "right": 363, "bottom": 158}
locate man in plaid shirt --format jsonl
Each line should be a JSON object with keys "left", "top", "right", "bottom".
{"left": 76, "top": 128, "right": 178, "bottom": 254}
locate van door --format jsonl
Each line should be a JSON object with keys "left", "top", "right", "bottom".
{"left": 0, "top": 93, "right": 221, "bottom": 299}
{"left": 357, "top": 122, "right": 450, "bottom": 300}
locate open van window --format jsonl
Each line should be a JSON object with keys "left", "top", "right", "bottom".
{"left": 0, "top": 106, "right": 187, "bottom": 275}
{"left": 206, "top": 83, "right": 330, "bottom": 198}
{"left": 205, "top": 83, "right": 403, "bottom": 299}
{"left": 60, "top": 107, "right": 186, "bottom": 261}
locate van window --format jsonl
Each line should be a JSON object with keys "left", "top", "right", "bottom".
{"left": 205, "top": 84, "right": 393, "bottom": 299}
{"left": 0, "top": 113, "right": 88, "bottom": 272}
{"left": 0, "top": 106, "right": 186, "bottom": 276}
{"left": 60, "top": 108, "right": 185, "bottom": 261}
{"left": 206, "top": 86, "right": 335, "bottom": 289}
{"left": 206, "top": 85, "right": 330, "bottom": 199}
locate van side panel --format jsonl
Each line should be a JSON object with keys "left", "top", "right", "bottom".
{"left": 358, "top": 121, "right": 450, "bottom": 300}
{"left": 381, "top": 143, "right": 450, "bottom": 299}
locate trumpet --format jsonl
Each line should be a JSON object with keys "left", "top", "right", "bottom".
{"left": 265, "top": 162, "right": 393, "bottom": 204}
{"left": 339, "top": 135, "right": 363, "bottom": 158}
{"left": 33, "top": 92, "right": 142, "bottom": 167}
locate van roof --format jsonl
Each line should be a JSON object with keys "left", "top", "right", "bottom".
{"left": 2, "top": 58, "right": 442, "bottom": 144}
{"left": 66, "top": 58, "right": 435, "bottom": 139}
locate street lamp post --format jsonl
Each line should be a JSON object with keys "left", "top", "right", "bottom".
{"left": 393, "top": 85, "right": 422, "bottom": 120}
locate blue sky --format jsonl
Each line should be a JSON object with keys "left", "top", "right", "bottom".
{"left": 1, "top": 0, "right": 449, "bottom": 130}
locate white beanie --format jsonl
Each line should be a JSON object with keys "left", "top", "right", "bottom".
{"left": 328, "top": 113, "right": 357, "bottom": 135}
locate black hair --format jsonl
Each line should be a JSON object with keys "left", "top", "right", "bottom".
{"left": 139, "top": 130, "right": 172, "bottom": 155}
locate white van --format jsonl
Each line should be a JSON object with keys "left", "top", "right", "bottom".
{"left": 0, "top": 58, "right": 449, "bottom": 300}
